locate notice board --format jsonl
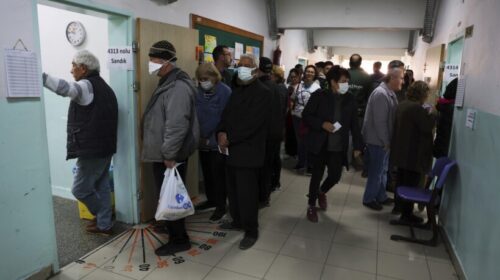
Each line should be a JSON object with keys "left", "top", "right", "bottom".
{"left": 191, "top": 14, "right": 264, "bottom": 63}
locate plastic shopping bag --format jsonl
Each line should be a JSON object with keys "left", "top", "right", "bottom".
{"left": 155, "top": 166, "right": 195, "bottom": 221}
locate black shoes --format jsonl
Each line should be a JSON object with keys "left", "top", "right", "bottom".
{"left": 363, "top": 201, "right": 383, "bottom": 211}
{"left": 155, "top": 242, "right": 191, "bottom": 256}
{"left": 239, "top": 235, "right": 258, "bottom": 250}
{"left": 381, "top": 198, "right": 395, "bottom": 205}
{"left": 400, "top": 214, "right": 424, "bottom": 224}
{"left": 209, "top": 209, "right": 225, "bottom": 223}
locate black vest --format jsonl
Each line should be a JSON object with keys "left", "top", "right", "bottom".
{"left": 66, "top": 73, "right": 118, "bottom": 160}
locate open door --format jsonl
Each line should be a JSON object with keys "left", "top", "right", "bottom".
{"left": 423, "top": 44, "right": 446, "bottom": 104}
{"left": 136, "top": 18, "right": 200, "bottom": 222}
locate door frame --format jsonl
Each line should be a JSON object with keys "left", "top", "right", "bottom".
{"left": 34, "top": 0, "right": 140, "bottom": 224}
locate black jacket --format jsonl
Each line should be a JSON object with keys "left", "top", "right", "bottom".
{"left": 218, "top": 78, "right": 272, "bottom": 168}
{"left": 302, "top": 89, "right": 362, "bottom": 167}
{"left": 67, "top": 73, "right": 118, "bottom": 160}
{"left": 390, "top": 100, "right": 436, "bottom": 173}
{"left": 260, "top": 76, "right": 285, "bottom": 141}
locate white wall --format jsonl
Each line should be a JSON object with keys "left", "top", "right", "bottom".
{"left": 92, "top": 0, "right": 274, "bottom": 57}
{"left": 38, "top": 4, "right": 110, "bottom": 199}
{"left": 314, "top": 30, "right": 410, "bottom": 49}
{"left": 276, "top": 0, "right": 426, "bottom": 29}
{"left": 279, "top": 29, "right": 329, "bottom": 73}
{"left": 409, "top": 0, "right": 500, "bottom": 116}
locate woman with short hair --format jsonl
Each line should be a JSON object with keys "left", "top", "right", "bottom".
{"left": 194, "top": 63, "right": 232, "bottom": 222}
{"left": 390, "top": 81, "right": 436, "bottom": 224}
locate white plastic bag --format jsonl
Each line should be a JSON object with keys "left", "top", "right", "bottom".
{"left": 155, "top": 166, "right": 194, "bottom": 221}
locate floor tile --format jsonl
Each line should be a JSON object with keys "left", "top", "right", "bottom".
{"left": 376, "top": 276, "right": 402, "bottom": 280}
{"left": 180, "top": 240, "right": 235, "bottom": 266}
{"left": 291, "top": 217, "right": 337, "bottom": 242}
{"left": 253, "top": 230, "right": 289, "bottom": 253}
{"left": 82, "top": 268, "right": 139, "bottom": 280}
{"left": 204, "top": 268, "right": 260, "bottom": 280}
{"left": 143, "top": 260, "right": 211, "bottom": 280}
{"left": 333, "top": 227, "right": 378, "bottom": 250}
{"left": 321, "top": 265, "right": 376, "bottom": 280}
{"left": 280, "top": 235, "right": 331, "bottom": 263}
{"left": 264, "top": 255, "right": 323, "bottom": 280}
{"left": 326, "top": 244, "right": 377, "bottom": 274}
{"left": 424, "top": 243, "right": 453, "bottom": 264}
{"left": 260, "top": 213, "right": 301, "bottom": 235}
{"left": 378, "top": 231, "right": 426, "bottom": 260}
{"left": 428, "top": 261, "right": 459, "bottom": 280}
{"left": 377, "top": 252, "right": 430, "bottom": 280}
{"left": 339, "top": 209, "right": 380, "bottom": 231}
{"left": 217, "top": 246, "right": 276, "bottom": 278}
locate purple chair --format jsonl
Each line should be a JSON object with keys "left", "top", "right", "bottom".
{"left": 390, "top": 157, "right": 457, "bottom": 246}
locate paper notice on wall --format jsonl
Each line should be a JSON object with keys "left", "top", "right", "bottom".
{"left": 204, "top": 35, "right": 217, "bottom": 54}
{"left": 107, "top": 46, "right": 133, "bottom": 70}
{"left": 465, "top": 109, "right": 477, "bottom": 129}
{"left": 455, "top": 76, "right": 466, "bottom": 108}
{"left": 4, "top": 49, "right": 41, "bottom": 98}
{"left": 253, "top": 47, "right": 260, "bottom": 58}
{"left": 444, "top": 64, "right": 460, "bottom": 82}
{"left": 246, "top": 46, "right": 253, "bottom": 55}
{"left": 235, "top": 42, "right": 243, "bottom": 59}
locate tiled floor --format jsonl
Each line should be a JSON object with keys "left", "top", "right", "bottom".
{"left": 51, "top": 168, "right": 459, "bottom": 280}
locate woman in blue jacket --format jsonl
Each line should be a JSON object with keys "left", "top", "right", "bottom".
{"left": 195, "top": 63, "right": 232, "bottom": 222}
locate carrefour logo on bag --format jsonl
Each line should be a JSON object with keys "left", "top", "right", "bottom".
{"left": 183, "top": 202, "right": 192, "bottom": 209}
{"left": 176, "top": 194, "right": 184, "bottom": 204}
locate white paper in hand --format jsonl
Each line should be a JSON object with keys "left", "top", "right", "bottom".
{"left": 218, "top": 145, "right": 229, "bottom": 156}
{"left": 155, "top": 166, "right": 194, "bottom": 221}
{"left": 332, "top": 122, "right": 342, "bottom": 133}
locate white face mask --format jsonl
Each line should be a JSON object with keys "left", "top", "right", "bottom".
{"left": 238, "top": 66, "right": 256, "bottom": 82}
{"left": 200, "top": 80, "right": 214, "bottom": 91}
{"left": 148, "top": 61, "right": 164, "bottom": 75}
{"left": 338, "top": 82, "right": 349, "bottom": 94}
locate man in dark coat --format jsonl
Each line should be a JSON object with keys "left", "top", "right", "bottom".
{"left": 302, "top": 66, "right": 363, "bottom": 222}
{"left": 217, "top": 54, "right": 272, "bottom": 250}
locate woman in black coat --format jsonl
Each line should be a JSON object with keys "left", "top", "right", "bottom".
{"left": 390, "top": 81, "right": 436, "bottom": 224}
{"left": 302, "top": 66, "right": 363, "bottom": 223}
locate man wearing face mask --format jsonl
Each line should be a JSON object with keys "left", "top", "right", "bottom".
{"left": 141, "top": 40, "right": 199, "bottom": 256}
{"left": 217, "top": 54, "right": 272, "bottom": 250}
{"left": 302, "top": 66, "right": 362, "bottom": 222}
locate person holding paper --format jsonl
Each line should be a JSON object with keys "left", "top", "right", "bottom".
{"left": 141, "top": 40, "right": 199, "bottom": 256}
{"left": 42, "top": 50, "right": 118, "bottom": 235}
{"left": 216, "top": 54, "right": 272, "bottom": 250}
{"left": 302, "top": 66, "right": 362, "bottom": 223}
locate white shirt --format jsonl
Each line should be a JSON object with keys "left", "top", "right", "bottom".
{"left": 292, "top": 81, "right": 321, "bottom": 118}
{"left": 43, "top": 73, "right": 94, "bottom": 106}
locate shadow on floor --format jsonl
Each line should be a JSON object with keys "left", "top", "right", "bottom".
{"left": 52, "top": 196, "right": 131, "bottom": 267}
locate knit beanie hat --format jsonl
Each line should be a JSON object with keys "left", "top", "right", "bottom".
{"left": 259, "top": 56, "right": 273, "bottom": 73}
{"left": 149, "top": 40, "right": 177, "bottom": 62}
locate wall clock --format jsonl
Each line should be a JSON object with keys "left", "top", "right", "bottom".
{"left": 66, "top": 21, "right": 86, "bottom": 46}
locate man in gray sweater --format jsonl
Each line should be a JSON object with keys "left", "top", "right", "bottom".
{"left": 361, "top": 67, "right": 403, "bottom": 211}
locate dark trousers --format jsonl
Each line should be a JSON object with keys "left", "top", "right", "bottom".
{"left": 226, "top": 166, "right": 260, "bottom": 237}
{"left": 292, "top": 116, "right": 308, "bottom": 169}
{"left": 199, "top": 151, "right": 227, "bottom": 212}
{"left": 308, "top": 150, "right": 343, "bottom": 206}
{"left": 395, "top": 168, "right": 422, "bottom": 218}
{"left": 153, "top": 161, "right": 189, "bottom": 244}
{"left": 259, "top": 140, "right": 282, "bottom": 203}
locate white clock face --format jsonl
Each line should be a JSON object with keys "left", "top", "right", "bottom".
{"left": 66, "top": 21, "right": 86, "bottom": 46}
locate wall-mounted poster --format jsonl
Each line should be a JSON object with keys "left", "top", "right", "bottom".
{"left": 246, "top": 46, "right": 253, "bottom": 55}
{"left": 235, "top": 42, "right": 243, "bottom": 59}
{"left": 204, "top": 35, "right": 217, "bottom": 54}
{"left": 228, "top": 47, "right": 235, "bottom": 60}
{"left": 253, "top": 47, "right": 260, "bottom": 58}
{"left": 204, "top": 53, "right": 214, "bottom": 63}
{"left": 297, "top": 57, "right": 308, "bottom": 67}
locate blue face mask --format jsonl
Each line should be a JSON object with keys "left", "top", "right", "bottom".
{"left": 237, "top": 66, "right": 255, "bottom": 82}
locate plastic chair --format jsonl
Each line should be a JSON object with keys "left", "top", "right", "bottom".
{"left": 390, "top": 157, "right": 457, "bottom": 246}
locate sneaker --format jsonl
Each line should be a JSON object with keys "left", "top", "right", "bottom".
{"left": 155, "top": 242, "right": 191, "bottom": 256}
{"left": 318, "top": 193, "right": 327, "bottom": 211}
{"left": 209, "top": 210, "right": 225, "bottom": 223}
{"left": 219, "top": 222, "right": 242, "bottom": 231}
{"left": 363, "top": 201, "right": 383, "bottom": 211}
{"left": 306, "top": 206, "right": 318, "bottom": 223}
{"left": 239, "top": 235, "right": 258, "bottom": 250}
{"left": 86, "top": 218, "right": 97, "bottom": 229}
{"left": 86, "top": 225, "right": 112, "bottom": 236}
{"left": 380, "top": 198, "right": 395, "bottom": 205}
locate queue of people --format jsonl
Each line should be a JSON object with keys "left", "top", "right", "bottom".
{"left": 41, "top": 41, "right": 455, "bottom": 256}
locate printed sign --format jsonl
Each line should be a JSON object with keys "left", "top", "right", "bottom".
{"left": 107, "top": 46, "right": 133, "bottom": 70}
{"left": 444, "top": 64, "right": 460, "bottom": 82}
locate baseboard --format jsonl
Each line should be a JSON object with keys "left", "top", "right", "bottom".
{"left": 24, "top": 264, "right": 53, "bottom": 280}
{"left": 51, "top": 185, "right": 75, "bottom": 200}
{"left": 439, "top": 226, "right": 467, "bottom": 280}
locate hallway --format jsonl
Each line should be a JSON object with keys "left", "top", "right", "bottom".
{"left": 51, "top": 169, "right": 457, "bottom": 280}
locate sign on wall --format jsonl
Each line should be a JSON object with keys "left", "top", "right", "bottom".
{"left": 444, "top": 64, "right": 460, "bottom": 82}
{"left": 107, "top": 46, "right": 133, "bottom": 70}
